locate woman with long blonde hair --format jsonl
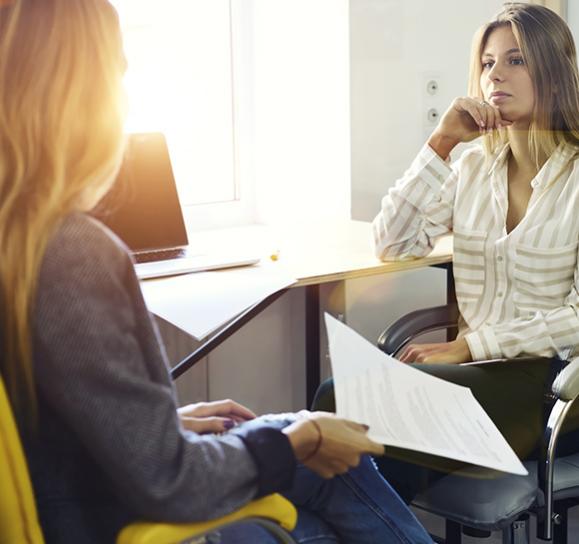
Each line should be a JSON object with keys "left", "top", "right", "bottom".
{"left": 363, "top": 2, "right": 579, "bottom": 500}
{"left": 0, "top": 1, "right": 435, "bottom": 543}
{"left": 0, "top": 0, "right": 126, "bottom": 422}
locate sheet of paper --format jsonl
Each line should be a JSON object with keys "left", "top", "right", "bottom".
{"left": 325, "top": 314, "right": 527, "bottom": 476}
{"left": 141, "top": 267, "right": 296, "bottom": 340}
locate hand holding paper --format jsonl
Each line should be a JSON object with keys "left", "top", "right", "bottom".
{"left": 325, "top": 314, "right": 527, "bottom": 476}
{"left": 282, "top": 412, "right": 384, "bottom": 479}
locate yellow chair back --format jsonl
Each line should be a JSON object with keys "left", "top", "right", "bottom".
{"left": 0, "top": 378, "right": 45, "bottom": 544}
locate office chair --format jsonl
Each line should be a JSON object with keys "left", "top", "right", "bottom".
{"left": 0, "top": 377, "right": 298, "bottom": 544}
{"left": 377, "top": 302, "right": 579, "bottom": 544}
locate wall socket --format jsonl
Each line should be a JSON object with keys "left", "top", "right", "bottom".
{"left": 426, "top": 79, "right": 439, "bottom": 95}
{"left": 422, "top": 72, "right": 442, "bottom": 139}
{"left": 427, "top": 108, "right": 439, "bottom": 123}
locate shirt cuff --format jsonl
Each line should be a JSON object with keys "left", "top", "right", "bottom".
{"left": 402, "top": 143, "right": 453, "bottom": 204}
{"left": 419, "top": 142, "right": 453, "bottom": 177}
{"left": 464, "top": 327, "right": 503, "bottom": 360}
{"left": 423, "top": 141, "right": 453, "bottom": 165}
{"left": 231, "top": 420, "right": 296, "bottom": 497}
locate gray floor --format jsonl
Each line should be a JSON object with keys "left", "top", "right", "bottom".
{"left": 413, "top": 506, "right": 579, "bottom": 543}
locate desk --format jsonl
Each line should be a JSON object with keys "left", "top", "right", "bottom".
{"left": 146, "top": 220, "right": 453, "bottom": 405}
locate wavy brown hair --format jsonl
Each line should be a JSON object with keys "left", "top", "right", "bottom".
{"left": 0, "top": 0, "right": 126, "bottom": 422}
{"left": 468, "top": 2, "right": 579, "bottom": 168}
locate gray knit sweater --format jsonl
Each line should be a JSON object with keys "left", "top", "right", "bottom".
{"left": 24, "top": 212, "right": 296, "bottom": 543}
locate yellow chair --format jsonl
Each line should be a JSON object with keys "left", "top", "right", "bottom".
{"left": 0, "top": 377, "right": 298, "bottom": 544}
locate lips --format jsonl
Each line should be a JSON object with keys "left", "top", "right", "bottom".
{"left": 490, "top": 91, "right": 511, "bottom": 98}
{"left": 489, "top": 91, "right": 511, "bottom": 104}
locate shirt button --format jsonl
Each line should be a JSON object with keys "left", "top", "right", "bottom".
{"left": 497, "top": 256, "right": 503, "bottom": 262}
{"left": 497, "top": 291, "right": 503, "bottom": 297}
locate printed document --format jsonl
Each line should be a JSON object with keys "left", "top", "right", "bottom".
{"left": 325, "top": 314, "right": 527, "bottom": 475}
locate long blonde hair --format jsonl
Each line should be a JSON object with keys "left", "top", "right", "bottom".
{"left": 0, "top": 0, "right": 126, "bottom": 421}
{"left": 468, "top": 2, "right": 579, "bottom": 168}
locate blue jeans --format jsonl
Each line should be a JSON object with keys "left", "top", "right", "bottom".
{"left": 217, "top": 455, "right": 432, "bottom": 543}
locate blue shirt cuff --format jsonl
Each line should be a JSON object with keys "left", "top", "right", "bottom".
{"left": 231, "top": 420, "right": 297, "bottom": 496}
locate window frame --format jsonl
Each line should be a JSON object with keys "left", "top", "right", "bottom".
{"left": 182, "top": 0, "right": 256, "bottom": 232}
{"left": 113, "top": 0, "right": 256, "bottom": 232}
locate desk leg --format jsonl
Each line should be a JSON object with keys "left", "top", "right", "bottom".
{"left": 446, "top": 262, "right": 455, "bottom": 306}
{"left": 446, "top": 263, "right": 456, "bottom": 342}
{"left": 306, "top": 284, "right": 320, "bottom": 408}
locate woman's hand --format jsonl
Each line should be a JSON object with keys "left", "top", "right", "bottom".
{"left": 428, "top": 97, "right": 512, "bottom": 159}
{"left": 178, "top": 399, "right": 257, "bottom": 434}
{"left": 283, "top": 412, "right": 384, "bottom": 479}
{"left": 398, "top": 338, "right": 472, "bottom": 364}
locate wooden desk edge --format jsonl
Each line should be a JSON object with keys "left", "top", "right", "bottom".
{"left": 293, "top": 254, "right": 453, "bottom": 287}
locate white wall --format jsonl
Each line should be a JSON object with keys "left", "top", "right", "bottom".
{"left": 251, "top": 0, "right": 352, "bottom": 225}
{"left": 568, "top": 0, "right": 579, "bottom": 39}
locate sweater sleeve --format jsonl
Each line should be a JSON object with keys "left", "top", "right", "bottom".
{"left": 33, "top": 214, "right": 296, "bottom": 522}
{"left": 372, "top": 143, "right": 460, "bottom": 260}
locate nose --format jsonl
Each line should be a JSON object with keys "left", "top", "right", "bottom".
{"left": 487, "top": 62, "right": 504, "bottom": 82}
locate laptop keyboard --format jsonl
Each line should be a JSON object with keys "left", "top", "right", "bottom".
{"left": 134, "top": 248, "right": 186, "bottom": 264}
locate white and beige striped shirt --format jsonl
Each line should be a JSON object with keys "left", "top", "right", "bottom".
{"left": 373, "top": 142, "right": 579, "bottom": 361}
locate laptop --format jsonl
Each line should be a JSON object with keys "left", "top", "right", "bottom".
{"left": 93, "top": 132, "right": 259, "bottom": 280}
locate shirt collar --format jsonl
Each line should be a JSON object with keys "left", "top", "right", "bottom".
{"left": 531, "top": 142, "right": 576, "bottom": 191}
{"left": 487, "top": 141, "right": 577, "bottom": 190}
{"left": 487, "top": 143, "right": 511, "bottom": 177}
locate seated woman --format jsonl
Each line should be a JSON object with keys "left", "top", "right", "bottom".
{"left": 0, "top": 1, "right": 433, "bottom": 543}
{"left": 317, "top": 2, "right": 579, "bottom": 503}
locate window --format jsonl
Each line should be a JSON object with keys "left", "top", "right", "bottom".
{"left": 112, "top": 0, "right": 239, "bottom": 207}
{"left": 112, "top": 0, "right": 351, "bottom": 229}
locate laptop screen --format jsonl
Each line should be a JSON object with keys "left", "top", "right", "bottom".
{"left": 93, "top": 132, "right": 189, "bottom": 252}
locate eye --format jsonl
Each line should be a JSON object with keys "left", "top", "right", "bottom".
{"left": 482, "top": 60, "right": 494, "bottom": 70}
{"left": 510, "top": 57, "right": 525, "bottom": 66}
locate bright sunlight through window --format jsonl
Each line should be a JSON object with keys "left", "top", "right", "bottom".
{"left": 111, "top": 0, "right": 237, "bottom": 205}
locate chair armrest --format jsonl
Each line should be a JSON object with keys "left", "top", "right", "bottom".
{"left": 117, "top": 493, "right": 297, "bottom": 544}
{"left": 552, "top": 356, "right": 579, "bottom": 401}
{"left": 377, "top": 303, "right": 460, "bottom": 356}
